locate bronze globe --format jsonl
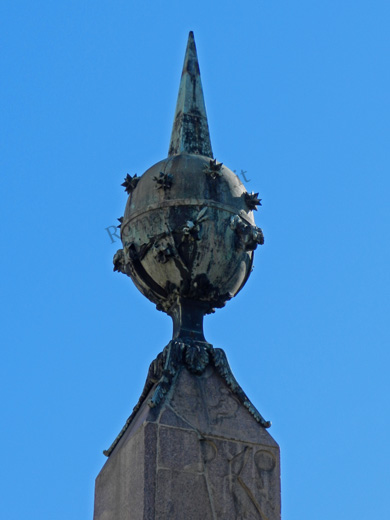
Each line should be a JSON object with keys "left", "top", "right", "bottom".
{"left": 113, "top": 33, "right": 264, "bottom": 344}
{"left": 115, "top": 153, "right": 263, "bottom": 316}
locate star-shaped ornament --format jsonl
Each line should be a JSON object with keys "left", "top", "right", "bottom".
{"left": 204, "top": 159, "right": 223, "bottom": 178}
{"left": 121, "top": 174, "right": 140, "bottom": 194}
{"left": 154, "top": 172, "right": 173, "bottom": 191}
{"left": 245, "top": 191, "right": 262, "bottom": 211}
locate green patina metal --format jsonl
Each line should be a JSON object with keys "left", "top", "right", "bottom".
{"left": 105, "top": 31, "right": 270, "bottom": 458}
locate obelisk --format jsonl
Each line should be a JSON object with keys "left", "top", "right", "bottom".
{"left": 94, "top": 32, "right": 281, "bottom": 520}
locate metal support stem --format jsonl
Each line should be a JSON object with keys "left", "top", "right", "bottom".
{"left": 169, "top": 298, "right": 208, "bottom": 342}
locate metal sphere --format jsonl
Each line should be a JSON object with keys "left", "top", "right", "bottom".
{"left": 115, "top": 153, "right": 263, "bottom": 315}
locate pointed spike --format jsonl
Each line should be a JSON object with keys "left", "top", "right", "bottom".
{"left": 168, "top": 31, "right": 213, "bottom": 158}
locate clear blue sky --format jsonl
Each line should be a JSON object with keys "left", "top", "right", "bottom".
{"left": 1, "top": 1, "right": 389, "bottom": 518}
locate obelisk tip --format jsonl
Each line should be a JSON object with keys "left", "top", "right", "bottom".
{"left": 168, "top": 32, "right": 213, "bottom": 158}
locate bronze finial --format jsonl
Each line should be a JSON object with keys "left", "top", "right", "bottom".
{"left": 107, "top": 33, "right": 270, "bottom": 458}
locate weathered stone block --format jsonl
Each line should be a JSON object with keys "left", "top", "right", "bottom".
{"left": 94, "top": 367, "right": 281, "bottom": 520}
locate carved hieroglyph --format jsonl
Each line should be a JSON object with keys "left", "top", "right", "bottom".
{"left": 157, "top": 427, "right": 279, "bottom": 520}
{"left": 94, "top": 367, "right": 281, "bottom": 520}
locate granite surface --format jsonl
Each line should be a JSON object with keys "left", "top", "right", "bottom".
{"left": 94, "top": 366, "right": 281, "bottom": 520}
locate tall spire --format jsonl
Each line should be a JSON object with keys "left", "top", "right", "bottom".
{"left": 168, "top": 31, "right": 213, "bottom": 158}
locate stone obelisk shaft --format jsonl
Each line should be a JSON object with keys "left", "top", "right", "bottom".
{"left": 94, "top": 367, "right": 281, "bottom": 520}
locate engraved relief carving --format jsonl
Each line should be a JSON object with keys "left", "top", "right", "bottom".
{"left": 209, "top": 387, "right": 239, "bottom": 425}
{"left": 230, "top": 447, "right": 262, "bottom": 519}
{"left": 199, "top": 438, "right": 279, "bottom": 520}
{"left": 254, "top": 450, "right": 277, "bottom": 513}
